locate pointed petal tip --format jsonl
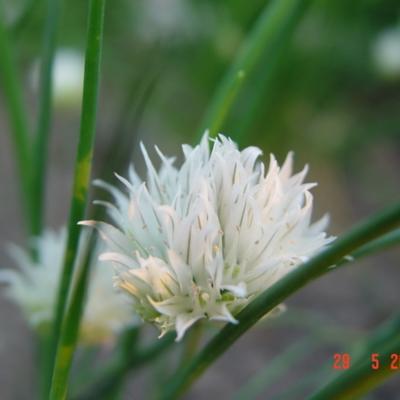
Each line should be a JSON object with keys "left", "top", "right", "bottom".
{"left": 77, "top": 220, "right": 96, "bottom": 227}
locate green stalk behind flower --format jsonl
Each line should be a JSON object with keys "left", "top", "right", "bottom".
{"left": 49, "top": 233, "right": 94, "bottom": 400}
{"left": 47, "top": 0, "right": 106, "bottom": 397}
{"left": 198, "top": 0, "right": 311, "bottom": 142}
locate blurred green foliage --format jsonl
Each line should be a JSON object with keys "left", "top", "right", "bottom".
{"left": 5, "top": 0, "right": 400, "bottom": 207}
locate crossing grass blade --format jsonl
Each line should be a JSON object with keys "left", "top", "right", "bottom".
{"left": 49, "top": 234, "right": 95, "bottom": 400}
{"left": 47, "top": 0, "right": 106, "bottom": 395}
{"left": 198, "top": 0, "right": 311, "bottom": 142}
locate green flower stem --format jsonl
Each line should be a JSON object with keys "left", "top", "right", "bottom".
{"left": 31, "top": 0, "right": 62, "bottom": 236}
{"left": 199, "top": 70, "right": 245, "bottom": 139}
{"left": 75, "top": 68, "right": 160, "bottom": 397}
{"left": 0, "top": 5, "right": 33, "bottom": 234}
{"left": 74, "top": 332, "right": 175, "bottom": 400}
{"left": 160, "top": 202, "right": 400, "bottom": 399}
{"left": 198, "top": 0, "right": 311, "bottom": 141}
{"left": 49, "top": 234, "right": 95, "bottom": 400}
{"left": 310, "top": 315, "right": 400, "bottom": 400}
{"left": 48, "top": 0, "right": 106, "bottom": 393}
{"left": 37, "top": 331, "right": 52, "bottom": 400}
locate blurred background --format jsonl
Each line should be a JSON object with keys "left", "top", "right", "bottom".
{"left": 0, "top": 0, "right": 399, "bottom": 398}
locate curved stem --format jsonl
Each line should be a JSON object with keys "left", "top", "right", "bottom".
{"left": 31, "top": 0, "right": 62, "bottom": 236}
{"left": 48, "top": 0, "right": 106, "bottom": 396}
{"left": 49, "top": 234, "right": 95, "bottom": 400}
{"left": 160, "top": 202, "right": 400, "bottom": 399}
{"left": 198, "top": 0, "right": 311, "bottom": 141}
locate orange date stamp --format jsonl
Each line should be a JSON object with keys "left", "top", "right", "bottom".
{"left": 333, "top": 353, "right": 400, "bottom": 370}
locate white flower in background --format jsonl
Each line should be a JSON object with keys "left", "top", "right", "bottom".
{"left": 31, "top": 48, "right": 84, "bottom": 108}
{"left": 371, "top": 26, "right": 400, "bottom": 80}
{"left": 81, "top": 134, "right": 333, "bottom": 341}
{"left": 0, "top": 228, "right": 134, "bottom": 344}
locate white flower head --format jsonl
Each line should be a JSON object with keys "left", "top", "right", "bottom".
{"left": 81, "top": 133, "right": 333, "bottom": 341}
{"left": 30, "top": 48, "right": 84, "bottom": 108}
{"left": 0, "top": 228, "right": 135, "bottom": 344}
{"left": 371, "top": 26, "right": 400, "bottom": 80}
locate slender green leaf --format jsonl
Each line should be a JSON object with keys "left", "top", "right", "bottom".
{"left": 198, "top": 0, "right": 311, "bottom": 141}
{"left": 310, "top": 315, "right": 400, "bottom": 400}
{"left": 160, "top": 202, "right": 400, "bottom": 399}
{"left": 96, "top": 64, "right": 160, "bottom": 188}
{"left": 0, "top": 4, "right": 33, "bottom": 235}
{"left": 49, "top": 234, "right": 95, "bottom": 400}
{"left": 199, "top": 69, "right": 245, "bottom": 139}
{"left": 48, "top": 0, "right": 106, "bottom": 394}
{"left": 31, "top": 0, "right": 62, "bottom": 236}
